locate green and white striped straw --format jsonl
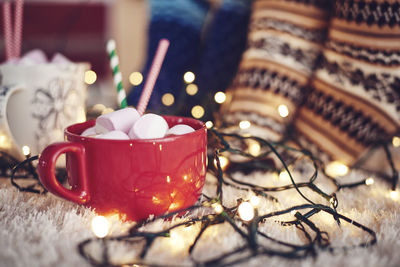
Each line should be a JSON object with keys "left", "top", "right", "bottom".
{"left": 106, "top": 39, "right": 128, "bottom": 109}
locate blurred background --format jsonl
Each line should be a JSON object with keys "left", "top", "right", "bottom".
{"left": 0, "top": 0, "right": 252, "bottom": 121}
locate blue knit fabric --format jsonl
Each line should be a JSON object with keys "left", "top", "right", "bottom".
{"left": 127, "top": 0, "right": 209, "bottom": 112}
{"left": 127, "top": 0, "right": 252, "bottom": 119}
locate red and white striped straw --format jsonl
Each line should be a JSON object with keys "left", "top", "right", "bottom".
{"left": 14, "top": 0, "right": 24, "bottom": 59}
{"left": 137, "top": 39, "right": 170, "bottom": 115}
{"left": 3, "top": 2, "right": 13, "bottom": 60}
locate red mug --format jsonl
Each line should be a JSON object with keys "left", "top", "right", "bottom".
{"left": 37, "top": 116, "right": 207, "bottom": 221}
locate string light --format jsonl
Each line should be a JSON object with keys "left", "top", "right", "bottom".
{"left": 129, "top": 72, "right": 143, "bottom": 86}
{"left": 91, "top": 216, "right": 110, "bottom": 238}
{"left": 247, "top": 139, "right": 261, "bottom": 157}
{"left": 239, "top": 120, "right": 251, "bottom": 129}
{"left": 365, "top": 177, "right": 375, "bottom": 186}
{"left": 389, "top": 190, "right": 399, "bottom": 201}
{"left": 392, "top": 136, "right": 400, "bottom": 147}
{"left": 161, "top": 93, "right": 174, "bottom": 106}
{"left": 238, "top": 202, "right": 255, "bottom": 221}
{"left": 277, "top": 104, "right": 289, "bottom": 118}
{"left": 214, "top": 155, "right": 229, "bottom": 171}
{"left": 250, "top": 196, "right": 261, "bottom": 207}
{"left": 205, "top": 121, "right": 214, "bottom": 129}
{"left": 212, "top": 203, "right": 224, "bottom": 214}
{"left": 325, "top": 161, "right": 349, "bottom": 177}
{"left": 186, "top": 84, "right": 198, "bottom": 95}
{"left": 279, "top": 170, "right": 291, "bottom": 182}
{"left": 183, "top": 71, "right": 195, "bottom": 83}
{"left": 214, "top": 92, "right": 226, "bottom": 104}
{"left": 22, "top": 146, "right": 30, "bottom": 157}
{"left": 84, "top": 70, "right": 97, "bottom": 85}
{"left": 191, "top": 105, "right": 205, "bottom": 119}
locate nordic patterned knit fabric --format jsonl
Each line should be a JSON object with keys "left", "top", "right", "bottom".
{"left": 294, "top": 0, "right": 400, "bottom": 165}
{"left": 221, "top": 0, "right": 332, "bottom": 140}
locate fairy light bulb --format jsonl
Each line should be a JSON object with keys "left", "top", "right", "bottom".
{"left": 129, "top": 72, "right": 143, "bottom": 86}
{"left": 205, "top": 121, "right": 214, "bottom": 129}
{"left": 212, "top": 203, "right": 224, "bottom": 214}
{"left": 247, "top": 140, "right": 261, "bottom": 157}
{"left": 250, "top": 196, "right": 261, "bottom": 207}
{"left": 214, "top": 92, "right": 226, "bottom": 104}
{"left": 390, "top": 190, "right": 399, "bottom": 201}
{"left": 392, "top": 136, "right": 400, "bottom": 147}
{"left": 91, "top": 216, "right": 110, "bottom": 238}
{"left": 239, "top": 120, "right": 251, "bottom": 129}
{"left": 191, "top": 105, "right": 205, "bottom": 119}
{"left": 214, "top": 156, "right": 229, "bottom": 171}
{"left": 278, "top": 104, "right": 289, "bottom": 118}
{"left": 325, "top": 161, "right": 349, "bottom": 177}
{"left": 279, "top": 170, "right": 291, "bottom": 182}
{"left": 84, "top": 70, "right": 97, "bottom": 85}
{"left": 183, "top": 71, "right": 195, "bottom": 83}
{"left": 161, "top": 93, "right": 175, "bottom": 106}
{"left": 22, "top": 145, "right": 30, "bottom": 157}
{"left": 365, "top": 177, "right": 374, "bottom": 186}
{"left": 238, "top": 202, "right": 255, "bottom": 221}
{"left": 186, "top": 84, "right": 198, "bottom": 95}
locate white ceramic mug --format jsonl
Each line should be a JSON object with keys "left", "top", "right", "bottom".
{"left": 0, "top": 62, "right": 89, "bottom": 160}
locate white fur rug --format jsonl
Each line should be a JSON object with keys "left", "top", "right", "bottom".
{"left": 1, "top": 168, "right": 400, "bottom": 267}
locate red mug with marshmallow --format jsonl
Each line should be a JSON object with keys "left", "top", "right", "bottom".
{"left": 37, "top": 116, "right": 207, "bottom": 221}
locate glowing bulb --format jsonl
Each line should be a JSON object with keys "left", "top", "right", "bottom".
{"left": 205, "top": 121, "right": 214, "bottom": 129}
{"left": 186, "top": 84, "right": 198, "bottom": 95}
{"left": 84, "top": 70, "right": 97, "bottom": 85}
{"left": 365, "top": 177, "right": 374, "bottom": 186}
{"left": 129, "top": 72, "right": 143, "bottom": 86}
{"left": 183, "top": 71, "right": 195, "bottom": 83}
{"left": 239, "top": 120, "right": 251, "bottom": 129}
{"left": 214, "top": 156, "right": 229, "bottom": 171}
{"left": 250, "top": 196, "right": 260, "bottom": 207}
{"left": 102, "top": 108, "right": 114, "bottom": 115}
{"left": 212, "top": 203, "right": 224, "bottom": 214}
{"left": 247, "top": 140, "right": 261, "bottom": 157}
{"left": 22, "top": 145, "right": 30, "bottom": 156}
{"left": 214, "top": 92, "right": 226, "bottom": 104}
{"left": 191, "top": 105, "right": 205, "bottom": 119}
{"left": 161, "top": 93, "right": 175, "bottom": 106}
{"left": 238, "top": 202, "right": 255, "bottom": 221}
{"left": 279, "top": 170, "right": 291, "bottom": 182}
{"left": 278, "top": 104, "right": 289, "bottom": 118}
{"left": 325, "top": 161, "right": 349, "bottom": 177}
{"left": 390, "top": 190, "right": 399, "bottom": 201}
{"left": 91, "top": 216, "right": 110, "bottom": 238}
{"left": 392, "top": 136, "right": 400, "bottom": 147}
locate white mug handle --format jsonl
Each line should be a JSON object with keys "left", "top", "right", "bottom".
{"left": 0, "top": 85, "right": 27, "bottom": 161}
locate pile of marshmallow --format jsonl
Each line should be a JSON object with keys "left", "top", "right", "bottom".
{"left": 5, "top": 49, "right": 71, "bottom": 65}
{"left": 81, "top": 108, "right": 195, "bottom": 140}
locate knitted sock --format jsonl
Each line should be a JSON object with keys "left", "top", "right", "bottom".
{"left": 196, "top": 0, "right": 252, "bottom": 95}
{"left": 220, "top": 0, "right": 332, "bottom": 141}
{"left": 127, "top": 0, "right": 209, "bottom": 113}
{"left": 294, "top": 0, "right": 400, "bottom": 166}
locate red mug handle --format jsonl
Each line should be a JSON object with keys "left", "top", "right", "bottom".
{"left": 37, "top": 142, "right": 90, "bottom": 204}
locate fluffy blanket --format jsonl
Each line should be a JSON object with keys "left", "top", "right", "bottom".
{"left": 1, "top": 169, "right": 400, "bottom": 267}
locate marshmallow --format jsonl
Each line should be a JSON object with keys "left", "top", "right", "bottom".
{"left": 95, "top": 107, "right": 140, "bottom": 134}
{"left": 81, "top": 126, "right": 97, "bottom": 137}
{"left": 97, "top": 130, "right": 130, "bottom": 140}
{"left": 167, "top": 124, "right": 195, "bottom": 136}
{"left": 19, "top": 49, "right": 48, "bottom": 65}
{"left": 128, "top": 113, "right": 168, "bottom": 139}
{"left": 51, "top": 53, "right": 71, "bottom": 64}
